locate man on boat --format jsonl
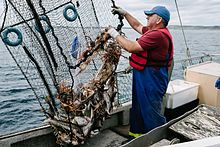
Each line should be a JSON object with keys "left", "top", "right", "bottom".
{"left": 107, "top": 5, "right": 174, "bottom": 141}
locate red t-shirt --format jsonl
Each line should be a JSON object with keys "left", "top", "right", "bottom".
{"left": 137, "top": 27, "right": 172, "bottom": 66}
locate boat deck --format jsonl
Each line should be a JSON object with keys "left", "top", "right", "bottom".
{"left": 0, "top": 103, "right": 131, "bottom": 147}
{"left": 2, "top": 104, "right": 220, "bottom": 147}
{"left": 81, "top": 127, "right": 128, "bottom": 147}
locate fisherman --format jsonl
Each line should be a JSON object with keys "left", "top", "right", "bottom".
{"left": 107, "top": 5, "right": 174, "bottom": 141}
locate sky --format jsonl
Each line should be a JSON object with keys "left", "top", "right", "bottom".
{"left": 1, "top": 0, "right": 220, "bottom": 26}
{"left": 115, "top": 0, "right": 220, "bottom": 26}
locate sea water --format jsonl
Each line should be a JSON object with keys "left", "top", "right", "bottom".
{"left": 0, "top": 27, "right": 220, "bottom": 135}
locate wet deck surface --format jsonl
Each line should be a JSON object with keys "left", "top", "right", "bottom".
{"left": 81, "top": 128, "right": 128, "bottom": 147}
{"left": 170, "top": 105, "right": 220, "bottom": 140}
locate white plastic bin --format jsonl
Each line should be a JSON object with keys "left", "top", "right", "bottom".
{"left": 165, "top": 79, "right": 199, "bottom": 109}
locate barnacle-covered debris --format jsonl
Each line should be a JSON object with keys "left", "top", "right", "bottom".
{"left": 45, "top": 31, "right": 122, "bottom": 145}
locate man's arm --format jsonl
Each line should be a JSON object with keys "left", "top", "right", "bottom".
{"left": 124, "top": 12, "right": 144, "bottom": 35}
{"left": 112, "top": 7, "right": 144, "bottom": 34}
{"left": 115, "top": 35, "right": 144, "bottom": 53}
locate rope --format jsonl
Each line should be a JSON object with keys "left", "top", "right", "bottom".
{"left": 25, "top": 0, "right": 58, "bottom": 113}
{"left": 174, "top": 0, "right": 192, "bottom": 64}
{"left": 39, "top": 0, "right": 75, "bottom": 89}
{"left": 111, "top": 0, "right": 124, "bottom": 31}
{"left": 90, "top": 0, "right": 100, "bottom": 27}
{"left": 0, "top": 9, "right": 4, "bottom": 18}
{"left": 0, "top": 8, "right": 6, "bottom": 27}
{"left": 0, "top": 0, "right": 8, "bottom": 32}
{"left": 1, "top": 2, "right": 71, "bottom": 31}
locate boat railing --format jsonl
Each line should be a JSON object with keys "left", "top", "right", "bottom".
{"left": 114, "top": 54, "right": 220, "bottom": 106}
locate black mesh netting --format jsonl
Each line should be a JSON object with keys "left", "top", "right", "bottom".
{"left": 0, "top": 0, "right": 132, "bottom": 145}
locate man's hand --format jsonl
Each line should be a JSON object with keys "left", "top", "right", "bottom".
{"left": 107, "top": 28, "right": 119, "bottom": 39}
{"left": 112, "top": 7, "right": 127, "bottom": 16}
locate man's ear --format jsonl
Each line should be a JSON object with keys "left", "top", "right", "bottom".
{"left": 156, "top": 17, "right": 162, "bottom": 24}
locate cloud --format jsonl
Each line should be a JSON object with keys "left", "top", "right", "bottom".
{"left": 1, "top": 0, "right": 220, "bottom": 26}
{"left": 114, "top": 0, "right": 220, "bottom": 26}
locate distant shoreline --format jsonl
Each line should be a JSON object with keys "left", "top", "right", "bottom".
{"left": 121, "top": 25, "right": 220, "bottom": 30}
{"left": 168, "top": 25, "right": 220, "bottom": 30}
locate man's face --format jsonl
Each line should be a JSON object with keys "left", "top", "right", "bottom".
{"left": 146, "top": 14, "right": 162, "bottom": 29}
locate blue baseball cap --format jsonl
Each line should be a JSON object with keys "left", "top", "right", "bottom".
{"left": 144, "top": 6, "right": 170, "bottom": 23}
